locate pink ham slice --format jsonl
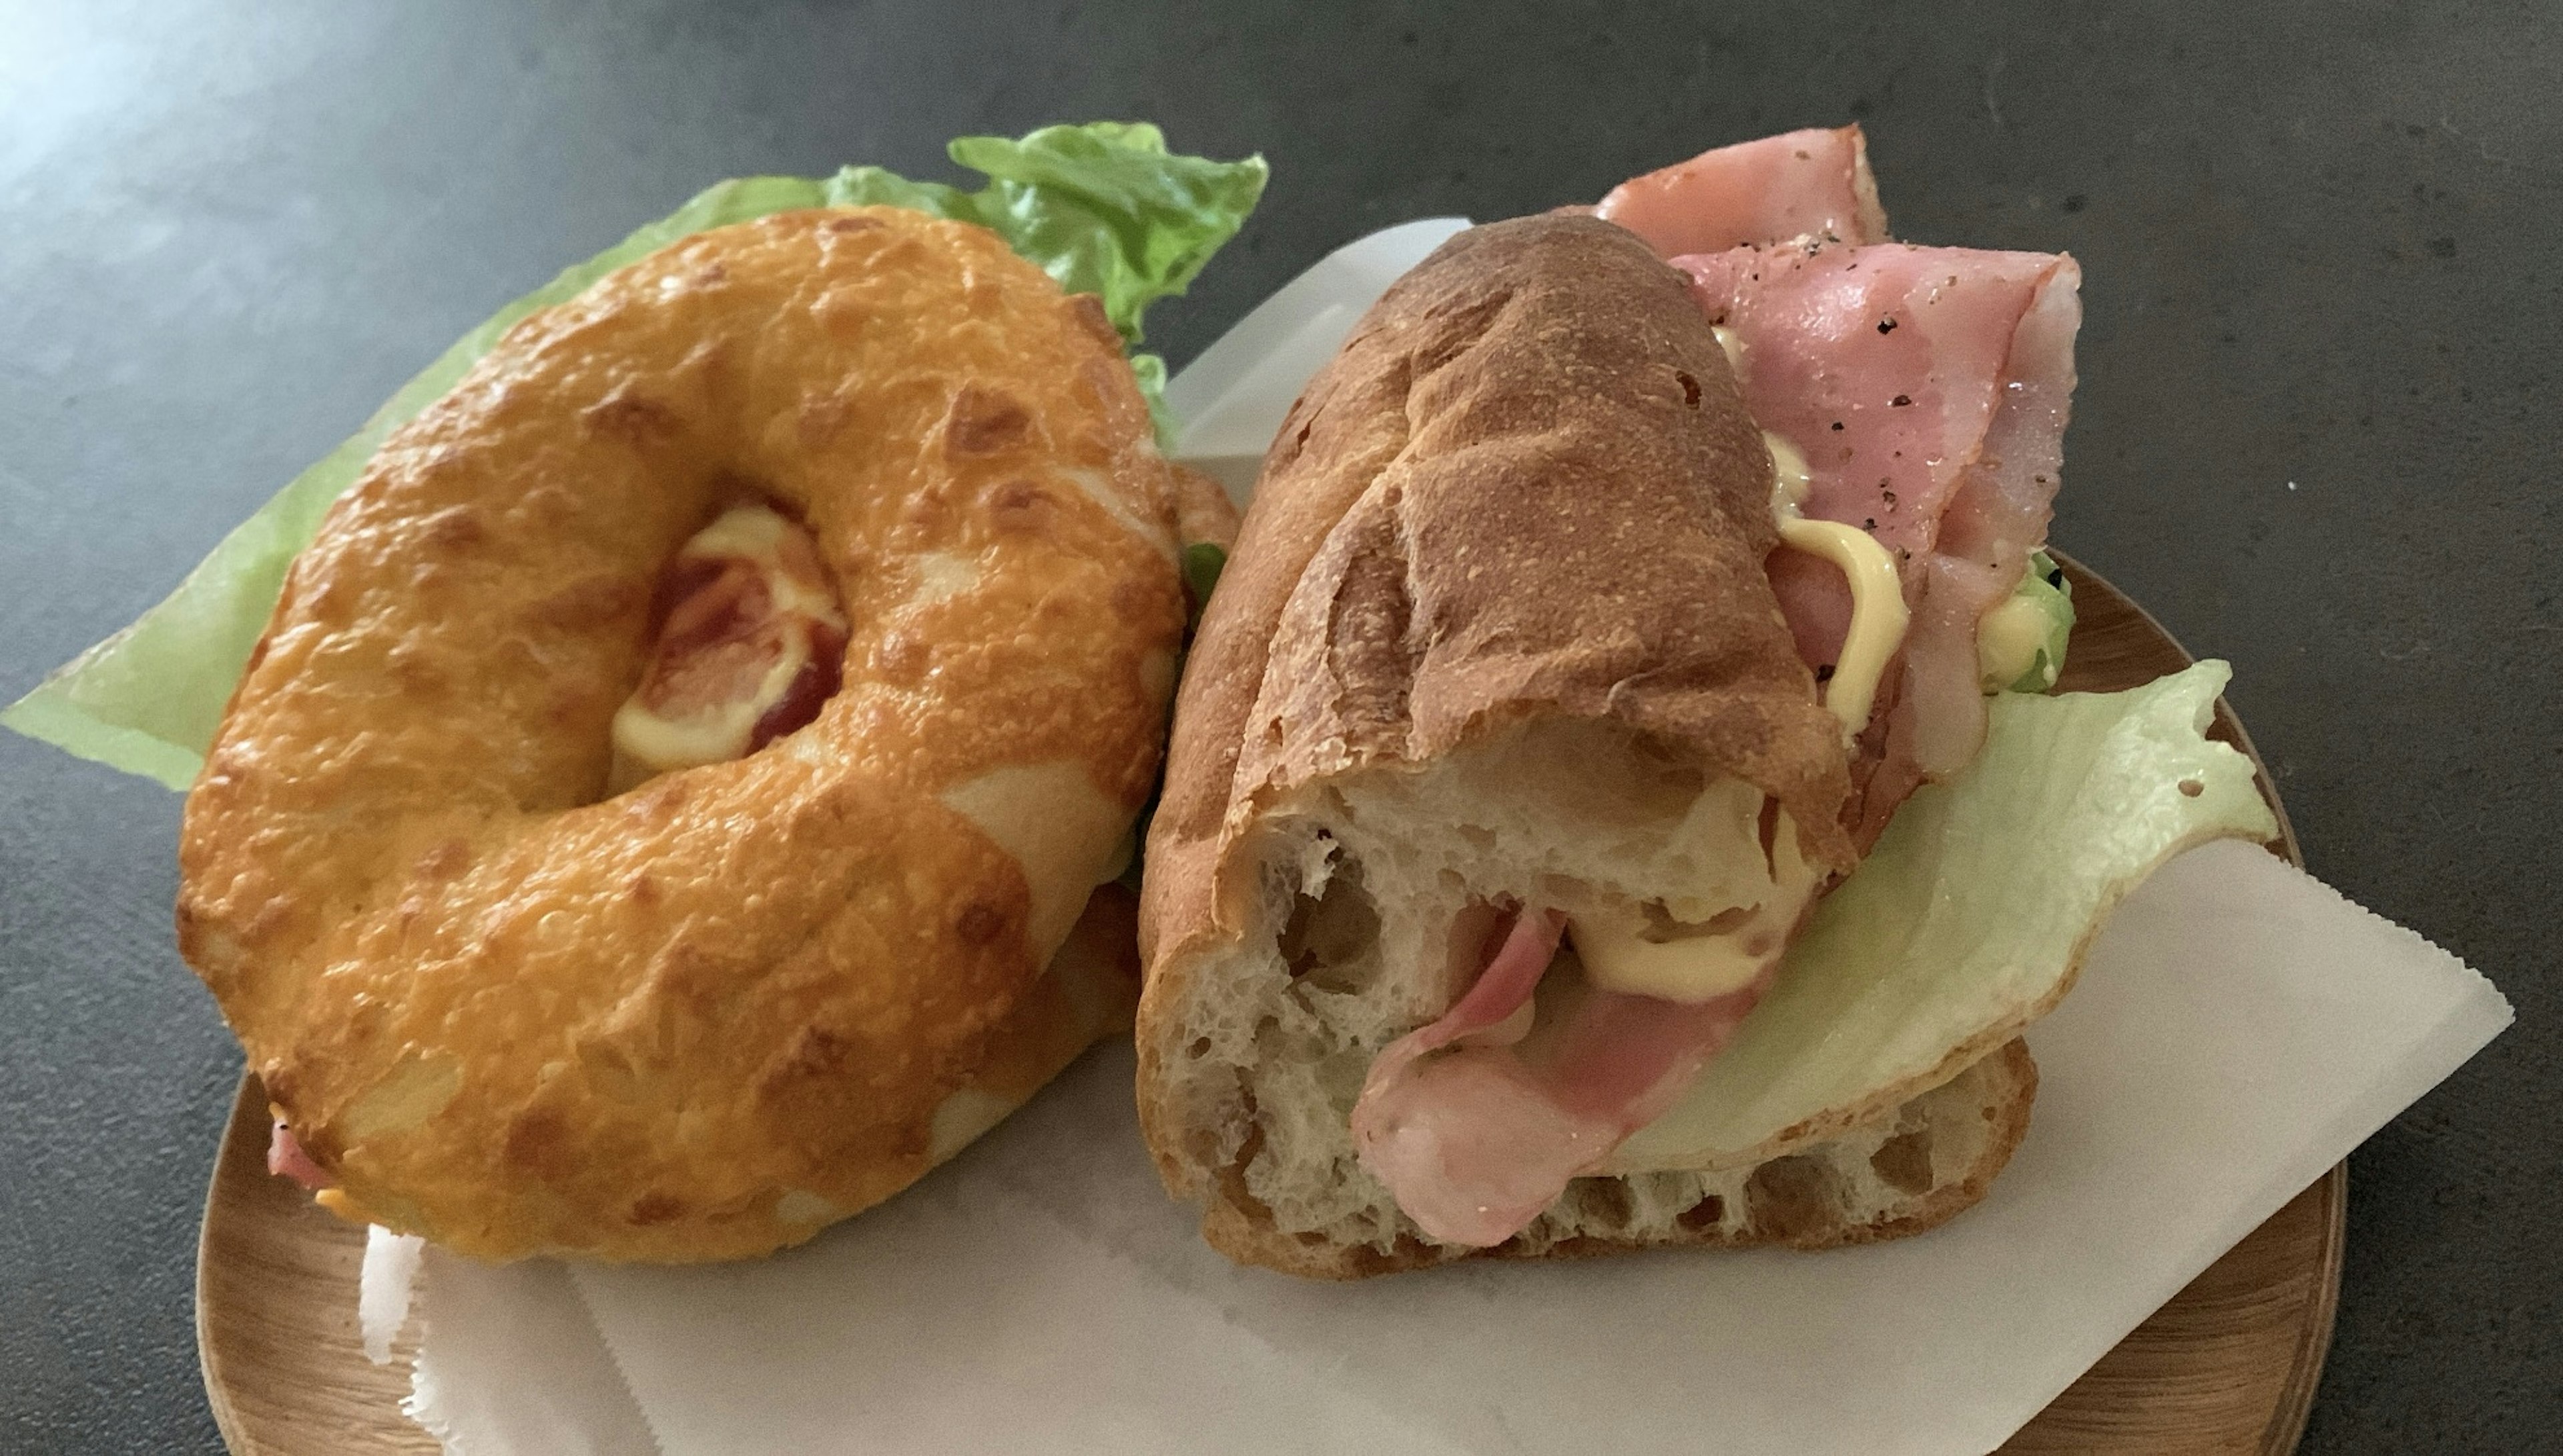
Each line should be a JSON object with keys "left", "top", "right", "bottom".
{"left": 1595, "top": 125, "right": 1889, "bottom": 260}
{"left": 1351, "top": 908, "right": 1767, "bottom": 1246}
{"left": 268, "top": 1119, "right": 331, "bottom": 1190}
{"left": 1676, "top": 242, "right": 2081, "bottom": 829}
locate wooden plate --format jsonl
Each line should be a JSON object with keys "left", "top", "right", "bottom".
{"left": 195, "top": 556, "right": 2344, "bottom": 1455}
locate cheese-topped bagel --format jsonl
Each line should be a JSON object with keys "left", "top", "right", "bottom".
{"left": 178, "top": 206, "right": 1201, "bottom": 1262}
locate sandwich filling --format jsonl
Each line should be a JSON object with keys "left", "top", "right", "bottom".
{"left": 1346, "top": 797, "right": 1835, "bottom": 1244}
{"left": 608, "top": 502, "right": 850, "bottom": 792}
{"left": 1594, "top": 124, "right": 1886, "bottom": 260}
{"left": 1683, "top": 241, "right": 2082, "bottom": 840}
{"left": 1349, "top": 801, "right": 1825, "bottom": 1246}
{"left": 1344, "top": 135, "right": 2085, "bottom": 1249}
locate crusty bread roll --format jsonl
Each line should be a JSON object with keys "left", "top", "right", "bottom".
{"left": 181, "top": 207, "right": 1224, "bottom": 1262}
{"left": 1135, "top": 214, "right": 2031, "bottom": 1277}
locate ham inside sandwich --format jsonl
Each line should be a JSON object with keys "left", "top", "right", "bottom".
{"left": 1349, "top": 127, "right": 2082, "bottom": 1247}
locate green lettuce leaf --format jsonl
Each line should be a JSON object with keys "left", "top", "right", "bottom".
{"left": 1607, "top": 660, "right": 2279, "bottom": 1174}
{"left": 3, "top": 124, "right": 1263, "bottom": 790}
{"left": 831, "top": 121, "right": 1266, "bottom": 350}
{"left": 1179, "top": 541, "right": 1229, "bottom": 623}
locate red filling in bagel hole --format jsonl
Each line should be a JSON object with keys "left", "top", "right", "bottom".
{"left": 608, "top": 501, "right": 849, "bottom": 793}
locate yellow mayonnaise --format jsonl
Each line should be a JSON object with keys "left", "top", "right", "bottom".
{"left": 1568, "top": 809, "right": 1821, "bottom": 1002}
{"left": 1763, "top": 432, "right": 1908, "bottom": 741}
{"left": 1977, "top": 590, "right": 2060, "bottom": 691}
{"left": 1714, "top": 324, "right": 1908, "bottom": 742}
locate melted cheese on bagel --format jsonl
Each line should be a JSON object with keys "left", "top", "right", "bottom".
{"left": 178, "top": 207, "right": 1197, "bottom": 1261}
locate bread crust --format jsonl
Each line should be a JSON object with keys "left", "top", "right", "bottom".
{"left": 1197, "top": 1039, "right": 2038, "bottom": 1280}
{"left": 180, "top": 208, "right": 1188, "bottom": 1262}
{"left": 1138, "top": 217, "right": 1858, "bottom": 1205}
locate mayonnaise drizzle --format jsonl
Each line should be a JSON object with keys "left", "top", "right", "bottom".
{"left": 1764, "top": 432, "right": 1908, "bottom": 740}
{"left": 1567, "top": 807, "right": 1820, "bottom": 1003}
{"left": 1714, "top": 324, "right": 1908, "bottom": 741}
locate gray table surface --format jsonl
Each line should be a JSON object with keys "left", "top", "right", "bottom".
{"left": 3, "top": 1, "right": 2554, "bottom": 1451}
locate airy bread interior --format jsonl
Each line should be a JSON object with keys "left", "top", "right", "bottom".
{"left": 1148, "top": 717, "right": 2036, "bottom": 1279}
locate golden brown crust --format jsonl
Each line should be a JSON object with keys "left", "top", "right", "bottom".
{"left": 1138, "top": 215, "right": 1854, "bottom": 1200}
{"left": 178, "top": 207, "right": 1186, "bottom": 1262}
{"left": 1198, "top": 1040, "right": 2038, "bottom": 1280}
{"left": 1140, "top": 213, "right": 1852, "bottom": 966}
{"left": 964, "top": 883, "right": 1145, "bottom": 1107}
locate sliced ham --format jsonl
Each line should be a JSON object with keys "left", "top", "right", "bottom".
{"left": 268, "top": 1119, "right": 331, "bottom": 1190}
{"left": 1677, "top": 242, "right": 2080, "bottom": 827}
{"left": 1596, "top": 125, "right": 1889, "bottom": 261}
{"left": 1351, "top": 907, "right": 1769, "bottom": 1246}
{"left": 1600, "top": 128, "right": 2082, "bottom": 821}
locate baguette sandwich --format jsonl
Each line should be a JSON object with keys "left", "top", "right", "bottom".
{"left": 1135, "top": 128, "right": 2277, "bottom": 1277}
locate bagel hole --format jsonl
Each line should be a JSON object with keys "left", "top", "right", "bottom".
{"left": 607, "top": 496, "right": 852, "bottom": 795}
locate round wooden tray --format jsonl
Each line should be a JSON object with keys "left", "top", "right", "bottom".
{"left": 195, "top": 556, "right": 2344, "bottom": 1454}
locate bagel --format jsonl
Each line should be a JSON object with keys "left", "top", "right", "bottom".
{"left": 176, "top": 205, "right": 1212, "bottom": 1262}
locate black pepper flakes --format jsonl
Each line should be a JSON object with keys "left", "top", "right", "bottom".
{"left": 1891, "top": 394, "right": 1912, "bottom": 407}
{"left": 1877, "top": 317, "right": 1898, "bottom": 334}
{"left": 1882, "top": 489, "right": 1898, "bottom": 504}
{"left": 1829, "top": 420, "right": 1845, "bottom": 431}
